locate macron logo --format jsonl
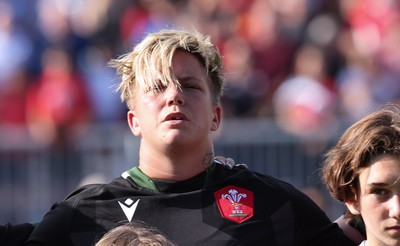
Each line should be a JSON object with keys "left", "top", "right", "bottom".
{"left": 118, "top": 198, "right": 140, "bottom": 222}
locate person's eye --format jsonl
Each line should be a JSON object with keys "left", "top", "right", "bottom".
{"left": 183, "top": 83, "right": 200, "bottom": 90}
{"left": 156, "top": 84, "right": 168, "bottom": 92}
{"left": 372, "top": 188, "right": 389, "bottom": 196}
{"left": 145, "top": 84, "right": 167, "bottom": 93}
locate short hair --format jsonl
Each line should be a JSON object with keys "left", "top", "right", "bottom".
{"left": 95, "top": 221, "right": 176, "bottom": 246}
{"left": 109, "top": 29, "right": 224, "bottom": 109}
{"left": 322, "top": 104, "right": 400, "bottom": 220}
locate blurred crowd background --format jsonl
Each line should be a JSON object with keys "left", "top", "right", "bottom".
{"left": 1, "top": 0, "right": 400, "bottom": 147}
{"left": 1, "top": 0, "right": 400, "bottom": 223}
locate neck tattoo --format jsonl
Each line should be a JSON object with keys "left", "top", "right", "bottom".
{"left": 202, "top": 150, "right": 214, "bottom": 170}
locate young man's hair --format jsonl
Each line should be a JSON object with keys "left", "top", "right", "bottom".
{"left": 95, "top": 221, "right": 176, "bottom": 246}
{"left": 322, "top": 103, "right": 400, "bottom": 221}
{"left": 109, "top": 29, "right": 225, "bottom": 109}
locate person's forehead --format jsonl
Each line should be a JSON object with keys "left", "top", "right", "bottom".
{"left": 172, "top": 51, "right": 205, "bottom": 71}
{"left": 360, "top": 155, "right": 400, "bottom": 184}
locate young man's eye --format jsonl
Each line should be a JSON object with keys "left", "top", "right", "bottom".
{"left": 372, "top": 188, "right": 389, "bottom": 196}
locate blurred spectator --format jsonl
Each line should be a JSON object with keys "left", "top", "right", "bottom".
{"left": 0, "top": 69, "right": 30, "bottom": 145}
{"left": 78, "top": 44, "right": 126, "bottom": 122}
{"left": 336, "top": 67, "right": 377, "bottom": 120}
{"left": 221, "top": 36, "right": 269, "bottom": 117}
{"left": 0, "top": 69, "right": 28, "bottom": 126}
{"left": 273, "top": 44, "right": 338, "bottom": 141}
{"left": 334, "top": 0, "right": 400, "bottom": 120}
{"left": 235, "top": 0, "right": 295, "bottom": 112}
{"left": 269, "top": 0, "right": 309, "bottom": 42}
{"left": 273, "top": 75, "right": 336, "bottom": 138}
{"left": 374, "top": 18, "right": 400, "bottom": 104}
{"left": 0, "top": 1, "right": 32, "bottom": 90}
{"left": 118, "top": 0, "right": 175, "bottom": 50}
{"left": 35, "top": 0, "right": 70, "bottom": 45}
{"left": 26, "top": 47, "right": 91, "bottom": 148}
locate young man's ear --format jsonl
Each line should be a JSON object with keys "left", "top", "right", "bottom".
{"left": 210, "top": 105, "right": 222, "bottom": 131}
{"left": 345, "top": 200, "right": 361, "bottom": 215}
{"left": 127, "top": 110, "right": 142, "bottom": 137}
{"left": 345, "top": 190, "right": 361, "bottom": 216}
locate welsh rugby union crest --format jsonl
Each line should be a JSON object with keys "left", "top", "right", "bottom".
{"left": 214, "top": 185, "right": 254, "bottom": 224}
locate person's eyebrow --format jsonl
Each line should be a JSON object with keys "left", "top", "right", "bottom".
{"left": 368, "top": 178, "right": 399, "bottom": 188}
{"left": 176, "top": 74, "right": 203, "bottom": 81}
{"left": 368, "top": 182, "right": 390, "bottom": 187}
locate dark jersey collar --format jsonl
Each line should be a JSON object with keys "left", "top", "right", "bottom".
{"left": 122, "top": 163, "right": 218, "bottom": 193}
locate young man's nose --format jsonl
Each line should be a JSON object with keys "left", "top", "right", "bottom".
{"left": 166, "top": 85, "right": 185, "bottom": 106}
{"left": 389, "top": 194, "right": 400, "bottom": 219}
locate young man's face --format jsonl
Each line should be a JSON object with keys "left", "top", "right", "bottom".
{"left": 346, "top": 154, "right": 400, "bottom": 246}
{"left": 128, "top": 50, "right": 221, "bottom": 150}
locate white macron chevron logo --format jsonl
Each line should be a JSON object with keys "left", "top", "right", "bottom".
{"left": 118, "top": 198, "right": 140, "bottom": 222}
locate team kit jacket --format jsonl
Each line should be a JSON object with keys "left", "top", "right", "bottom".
{"left": 27, "top": 163, "right": 356, "bottom": 246}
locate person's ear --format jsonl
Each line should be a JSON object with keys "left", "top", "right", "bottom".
{"left": 345, "top": 199, "right": 361, "bottom": 215}
{"left": 345, "top": 187, "right": 361, "bottom": 215}
{"left": 127, "top": 110, "right": 142, "bottom": 137}
{"left": 210, "top": 105, "right": 222, "bottom": 131}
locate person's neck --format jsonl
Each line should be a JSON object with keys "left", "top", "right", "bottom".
{"left": 138, "top": 143, "right": 214, "bottom": 181}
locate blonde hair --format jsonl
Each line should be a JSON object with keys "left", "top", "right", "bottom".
{"left": 109, "top": 29, "right": 224, "bottom": 109}
{"left": 95, "top": 221, "right": 176, "bottom": 246}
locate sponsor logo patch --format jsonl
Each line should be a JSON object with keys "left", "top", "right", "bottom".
{"left": 214, "top": 185, "right": 254, "bottom": 224}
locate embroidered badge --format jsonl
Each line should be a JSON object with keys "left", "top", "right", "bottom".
{"left": 214, "top": 185, "right": 254, "bottom": 224}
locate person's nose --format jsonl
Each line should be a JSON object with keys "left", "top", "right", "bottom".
{"left": 389, "top": 194, "right": 400, "bottom": 219}
{"left": 166, "top": 85, "right": 185, "bottom": 106}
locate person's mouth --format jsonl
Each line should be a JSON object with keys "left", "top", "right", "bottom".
{"left": 386, "top": 225, "right": 400, "bottom": 232}
{"left": 163, "top": 112, "right": 188, "bottom": 122}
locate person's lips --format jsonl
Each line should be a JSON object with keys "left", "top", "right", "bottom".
{"left": 163, "top": 112, "right": 188, "bottom": 122}
{"left": 386, "top": 224, "right": 400, "bottom": 234}
{"left": 387, "top": 225, "right": 400, "bottom": 230}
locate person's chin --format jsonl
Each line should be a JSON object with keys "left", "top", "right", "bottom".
{"left": 162, "top": 131, "right": 188, "bottom": 143}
